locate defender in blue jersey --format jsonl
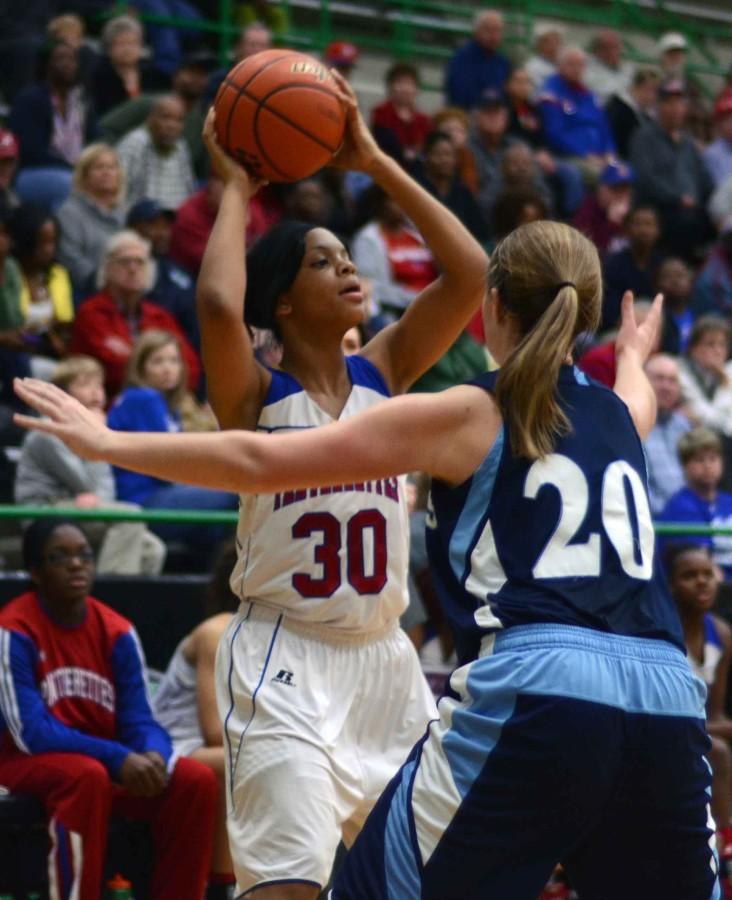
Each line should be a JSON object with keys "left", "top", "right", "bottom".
{"left": 12, "top": 219, "right": 719, "bottom": 900}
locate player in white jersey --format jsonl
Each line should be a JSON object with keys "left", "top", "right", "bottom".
{"left": 192, "top": 74, "right": 488, "bottom": 898}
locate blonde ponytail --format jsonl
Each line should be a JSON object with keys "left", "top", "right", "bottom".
{"left": 489, "top": 222, "right": 601, "bottom": 460}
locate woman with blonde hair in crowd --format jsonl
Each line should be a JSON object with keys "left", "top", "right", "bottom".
{"left": 56, "top": 143, "right": 127, "bottom": 295}
{"left": 107, "top": 329, "right": 235, "bottom": 561}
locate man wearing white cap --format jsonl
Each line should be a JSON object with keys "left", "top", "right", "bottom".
{"left": 525, "top": 24, "right": 563, "bottom": 95}
{"left": 659, "top": 32, "right": 688, "bottom": 76}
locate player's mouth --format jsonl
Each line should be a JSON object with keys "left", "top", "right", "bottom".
{"left": 339, "top": 281, "right": 363, "bottom": 302}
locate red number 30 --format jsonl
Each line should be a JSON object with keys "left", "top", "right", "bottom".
{"left": 291, "top": 509, "right": 388, "bottom": 598}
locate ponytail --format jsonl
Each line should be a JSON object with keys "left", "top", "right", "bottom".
{"left": 488, "top": 221, "right": 601, "bottom": 460}
{"left": 495, "top": 285, "right": 579, "bottom": 459}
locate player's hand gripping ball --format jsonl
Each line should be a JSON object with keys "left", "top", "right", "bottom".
{"left": 213, "top": 49, "right": 347, "bottom": 182}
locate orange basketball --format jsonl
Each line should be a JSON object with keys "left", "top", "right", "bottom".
{"left": 213, "top": 49, "right": 347, "bottom": 182}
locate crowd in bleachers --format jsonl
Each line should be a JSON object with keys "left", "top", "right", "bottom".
{"left": 5, "top": 4, "right": 732, "bottom": 896}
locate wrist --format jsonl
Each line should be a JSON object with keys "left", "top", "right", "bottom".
{"left": 363, "top": 150, "right": 396, "bottom": 180}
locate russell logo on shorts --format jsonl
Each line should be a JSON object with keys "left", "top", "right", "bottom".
{"left": 271, "top": 669, "right": 296, "bottom": 687}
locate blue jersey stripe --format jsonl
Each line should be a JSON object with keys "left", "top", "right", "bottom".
{"left": 448, "top": 428, "right": 504, "bottom": 587}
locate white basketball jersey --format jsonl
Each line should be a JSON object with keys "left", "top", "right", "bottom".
{"left": 230, "top": 356, "right": 410, "bottom": 635}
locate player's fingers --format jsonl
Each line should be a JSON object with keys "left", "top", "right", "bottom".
{"left": 203, "top": 106, "right": 216, "bottom": 137}
{"left": 13, "top": 381, "right": 64, "bottom": 419}
{"left": 619, "top": 290, "right": 635, "bottom": 326}
{"left": 12, "top": 414, "right": 64, "bottom": 434}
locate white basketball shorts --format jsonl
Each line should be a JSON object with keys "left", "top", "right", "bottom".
{"left": 215, "top": 600, "right": 438, "bottom": 895}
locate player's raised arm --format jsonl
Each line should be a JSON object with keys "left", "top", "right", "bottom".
{"left": 329, "top": 72, "right": 488, "bottom": 395}
{"left": 197, "top": 110, "right": 271, "bottom": 431}
{"left": 613, "top": 290, "right": 663, "bottom": 440}
{"left": 14, "top": 378, "right": 499, "bottom": 493}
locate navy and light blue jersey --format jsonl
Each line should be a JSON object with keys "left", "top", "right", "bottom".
{"left": 427, "top": 366, "right": 684, "bottom": 663}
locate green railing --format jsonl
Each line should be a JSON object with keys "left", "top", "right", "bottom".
{"left": 0, "top": 505, "right": 728, "bottom": 537}
{"left": 107, "top": 0, "right": 732, "bottom": 89}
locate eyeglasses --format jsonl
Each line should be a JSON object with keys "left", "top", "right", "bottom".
{"left": 45, "top": 549, "right": 94, "bottom": 567}
{"left": 111, "top": 255, "right": 146, "bottom": 267}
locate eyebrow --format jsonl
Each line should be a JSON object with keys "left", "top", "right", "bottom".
{"left": 308, "top": 244, "right": 349, "bottom": 255}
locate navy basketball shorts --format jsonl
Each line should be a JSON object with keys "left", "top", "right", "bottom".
{"left": 331, "top": 623, "right": 719, "bottom": 900}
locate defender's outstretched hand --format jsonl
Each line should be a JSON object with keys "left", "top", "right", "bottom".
{"left": 14, "top": 378, "right": 111, "bottom": 461}
{"left": 614, "top": 290, "right": 664, "bottom": 365}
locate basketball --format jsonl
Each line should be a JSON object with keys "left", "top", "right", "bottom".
{"left": 213, "top": 49, "right": 347, "bottom": 182}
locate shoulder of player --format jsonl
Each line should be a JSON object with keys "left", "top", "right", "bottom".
{"left": 86, "top": 596, "right": 135, "bottom": 640}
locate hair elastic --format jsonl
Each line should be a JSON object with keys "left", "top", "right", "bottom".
{"left": 556, "top": 281, "right": 576, "bottom": 291}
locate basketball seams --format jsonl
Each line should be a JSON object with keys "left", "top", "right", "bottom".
{"left": 221, "top": 78, "right": 343, "bottom": 154}
{"left": 252, "top": 103, "right": 290, "bottom": 180}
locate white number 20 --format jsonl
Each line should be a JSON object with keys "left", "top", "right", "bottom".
{"left": 524, "top": 454, "right": 654, "bottom": 580}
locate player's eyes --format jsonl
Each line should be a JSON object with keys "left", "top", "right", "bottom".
{"left": 312, "top": 258, "right": 329, "bottom": 268}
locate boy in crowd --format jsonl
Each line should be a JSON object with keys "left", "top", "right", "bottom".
{"left": 659, "top": 427, "right": 732, "bottom": 581}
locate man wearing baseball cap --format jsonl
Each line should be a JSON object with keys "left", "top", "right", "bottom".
{"left": 0, "top": 129, "right": 19, "bottom": 209}
{"left": 630, "top": 75, "right": 713, "bottom": 258}
{"left": 703, "top": 89, "right": 732, "bottom": 187}
{"left": 126, "top": 198, "right": 199, "bottom": 350}
{"left": 324, "top": 41, "right": 359, "bottom": 78}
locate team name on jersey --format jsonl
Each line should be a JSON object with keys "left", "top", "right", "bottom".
{"left": 40, "top": 667, "right": 115, "bottom": 713}
{"left": 272, "top": 478, "right": 400, "bottom": 513}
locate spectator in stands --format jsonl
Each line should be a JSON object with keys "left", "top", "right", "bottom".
{"left": 282, "top": 177, "right": 350, "bottom": 236}
{"left": 605, "top": 66, "right": 660, "bottom": 160}
{"left": 0, "top": 518, "right": 217, "bottom": 900}
{"left": 370, "top": 63, "right": 432, "bottom": 165}
{"left": 525, "top": 23, "right": 563, "bottom": 96}
{"left": 116, "top": 94, "right": 196, "bottom": 210}
{"left": 659, "top": 31, "right": 712, "bottom": 143}
{"left": 572, "top": 160, "right": 633, "bottom": 256}
{"left": 491, "top": 185, "right": 548, "bottom": 240}
{"left": 705, "top": 89, "right": 732, "bottom": 188}
{"left": 8, "top": 203, "right": 74, "bottom": 378}
{"left": 9, "top": 41, "right": 95, "bottom": 210}
{"left": 107, "top": 330, "right": 236, "bottom": 557}
{"left": 659, "top": 428, "right": 732, "bottom": 582}
{"left": 0, "top": 203, "right": 36, "bottom": 406}
{"left": 631, "top": 75, "right": 714, "bottom": 258}
{"left": 14, "top": 355, "right": 166, "bottom": 575}
{"left": 0, "top": 130, "right": 20, "bottom": 210}
{"left": 46, "top": 14, "right": 97, "bottom": 89}
{"left": 665, "top": 541, "right": 732, "bottom": 881}
{"left": 479, "top": 142, "right": 554, "bottom": 224}
{"left": 584, "top": 29, "right": 633, "bottom": 107}
{"left": 99, "top": 50, "right": 215, "bottom": 182}
{"left": 127, "top": 198, "right": 199, "bottom": 349}
{"left": 677, "top": 316, "right": 732, "bottom": 440}
{"left": 602, "top": 204, "right": 663, "bottom": 330}
{"left": 415, "top": 131, "right": 488, "bottom": 242}
{"left": 169, "top": 177, "right": 224, "bottom": 276}
{"left": 92, "top": 15, "right": 168, "bottom": 118}
{"left": 655, "top": 256, "right": 695, "bottom": 354}
{"left": 153, "top": 540, "right": 239, "bottom": 895}
{"left": 69, "top": 230, "right": 200, "bottom": 397}
{"left": 129, "top": 0, "right": 205, "bottom": 77}
{"left": 445, "top": 9, "right": 512, "bottom": 110}
{"left": 505, "top": 67, "right": 584, "bottom": 216}
{"left": 324, "top": 40, "right": 359, "bottom": 79}
{"left": 56, "top": 143, "right": 127, "bottom": 296}
{"left": 539, "top": 47, "right": 616, "bottom": 184}
{"left": 693, "top": 221, "right": 732, "bottom": 321}
{"left": 643, "top": 353, "right": 692, "bottom": 515}
{"left": 469, "top": 89, "right": 519, "bottom": 215}
{"left": 431, "top": 107, "right": 479, "bottom": 193}
{"left": 352, "top": 184, "right": 438, "bottom": 321}
{"left": 206, "top": 23, "right": 272, "bottom": 105}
